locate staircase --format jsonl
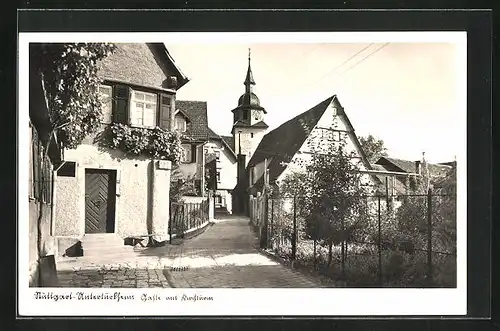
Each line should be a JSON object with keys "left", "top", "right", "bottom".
{"left": 80, "top": 233, "right": 132, "bottom": 257}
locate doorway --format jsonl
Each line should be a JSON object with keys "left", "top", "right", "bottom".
{"left": 84, "top": 169, "right": 117, "bottom": 233}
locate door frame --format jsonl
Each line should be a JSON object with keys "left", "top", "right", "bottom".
{"left": 81, "top": 166, "right": 120, "bottom": 236}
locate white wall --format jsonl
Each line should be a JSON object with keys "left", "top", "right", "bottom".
{"left": 277, "top": 99, "right": 376, "bottom": 190}
{"left": 54, "top": 144, "right": 171, "bottom": 241}
{"left": 205, "top": 139, "right": 237, "bottom": 191}
{"left": 234, "top": 127, "right": 267, "bottom": 165}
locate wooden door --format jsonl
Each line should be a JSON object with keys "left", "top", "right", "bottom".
{"left": 85, "top": 169, "right": 116, "bottom": 233}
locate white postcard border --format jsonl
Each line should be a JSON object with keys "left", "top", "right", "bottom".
{"left": 18, "top": 31, "right": 467, "bottom": 316}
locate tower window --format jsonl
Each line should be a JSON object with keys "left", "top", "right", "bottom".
{"left": 251, "top": 133, "right": 254, "bottom": 138}
{"left": 243, "top": 110, "right": 249, "bottom": 120}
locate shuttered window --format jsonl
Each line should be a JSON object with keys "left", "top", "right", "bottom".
{"left": 113, "top": 85, "right": 130, "bottom": 124}
{"left": 159, "top": 94, "right": 173, "bottom": 130}
{"left": 98, "top": 85, "right": 113, "bottom": 124}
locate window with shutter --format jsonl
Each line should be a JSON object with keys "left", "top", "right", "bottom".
{"left": 113, "top": 85, "right": 130, "bottom": 124}
{"left": 130, "top": 90, "right": 157, "bottom": 128}
{"left": 98, "top": 85, "right": 113, "bottom": 123}
{"left": 159, "top": 94, "right": 172, "bottom": 130}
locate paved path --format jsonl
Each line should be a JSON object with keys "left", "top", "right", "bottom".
{"left": 166, "top": 215, "right": 321, "bottom": 288}
{"left": 56, "top": 215, "right": 322, "bottom": 288}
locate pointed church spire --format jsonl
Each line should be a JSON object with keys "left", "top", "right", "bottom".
{"left": 244, "top": 48, "right": 255, "bottom": 92}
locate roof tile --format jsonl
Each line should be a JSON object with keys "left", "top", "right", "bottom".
{"left": 176, "top": 100, "right": 210, "bottom": 141}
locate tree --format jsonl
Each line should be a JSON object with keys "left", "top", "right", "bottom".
{"left": 359, "top": 134, "right": 388, "bottom": 164}
{"left": 284, "top": 128, "right": 370, "bottom": 273}
{"left": 30, "top": 43, "right": 116, "bottom": 286}
{"left": 31, "top": 43, "right": 116, "bottom": 150}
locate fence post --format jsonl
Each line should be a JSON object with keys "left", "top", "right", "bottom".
{"left": 427, "top": 188, "right": 433, "bottom": 285}
{"left": 260, "top": 193, "right": 269, "bottom": 249}
{"left": 270, "top": 198, "right": 274, "bottom": 249}
{"left": 378, "top": 194, "right": 382, "bottom": 285}
{"left": 292, "top": 195, "right": 297, "bottom": 262}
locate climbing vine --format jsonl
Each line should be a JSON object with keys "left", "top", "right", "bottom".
{"left": 108, "top": 123, "right": 184, "bottom": 163}
{"left": 32, "top": 42, "right": 116, "bottom": 149}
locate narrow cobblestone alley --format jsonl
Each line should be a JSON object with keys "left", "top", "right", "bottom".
{"left": 56, "top": 215, "right": 322, "bottom": 288}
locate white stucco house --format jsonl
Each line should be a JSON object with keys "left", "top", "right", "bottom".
{"left": 204, "top": 129, "right": 238, "bottom": 214}
{"left": 53, "top": 43, "right": 190, "bottom": 256}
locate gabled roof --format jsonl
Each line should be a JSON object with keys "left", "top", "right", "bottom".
{"left": 244, "top": 94, "right": 378, "bottom": 194}
{"left": 174, "top": 108, "right": 191, "bottom": 121}
{"left": 221, "top": 135, "right": 236, "bottom": 153}
{"left": 376, "top": 156, "right": 452, "bottom": 177}
{"left": 247, "top": 95, "right": 335, "bottom": 186}
{"left": 370, "top": 164, "right": 409, "bottom": 194}
{"left": 207, "top": 128, "right": 237, "bottom": 158}
{"left": 175, "top": 100, "right": 210, "bottom": 141}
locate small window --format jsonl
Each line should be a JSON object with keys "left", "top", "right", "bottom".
{"left": 57, "top": 162, "right": 77, "bottom": 177}
{"left": 174, "top": 115, "right": 187, "bottom": 132}
{"left": 98, "top": 85, "right": 113, "bottom": 124}
{"left": 181, "top": 144, "right": 192, "bottom": 163}
{"left": 215, "top": 150, "right": 221, "bottom": 161}
{"left": 251, "top": 133, "right": 254, "bottom": 138}
{"left": 216, "top": 170, "right": 221, "bottom": 183}
{"left": 243, "top": 110, "right": 249, "bottom": 120}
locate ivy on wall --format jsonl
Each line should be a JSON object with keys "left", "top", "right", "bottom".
{"left": 108, "top": 123, "right": 184, "bottom": 163}
{"left": 33, "top": 43, "right": 116, "bottom": 149}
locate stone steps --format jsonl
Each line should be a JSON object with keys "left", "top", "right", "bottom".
{"left": 81, "top": 233, "right": 131, "bottom": 257}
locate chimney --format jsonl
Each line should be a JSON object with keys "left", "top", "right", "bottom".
{"left": 415, "top": 160, "right": 421, "bottom": 175}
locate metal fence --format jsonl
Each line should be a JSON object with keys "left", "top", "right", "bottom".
{"left": 251, "top": 190, "right": 456, "bottom": 288}
{"left": 169, "top": 199, "right": 210, "bottom": 242}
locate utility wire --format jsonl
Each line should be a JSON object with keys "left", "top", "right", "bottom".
{"left": 336, "top": 42, "right": 390, "bottom": 79}
{"left": 313, "top": 42, "right": 390, "bottom": 91}
{"left": 313, "top": 43, "right": 374, "bottom": 86}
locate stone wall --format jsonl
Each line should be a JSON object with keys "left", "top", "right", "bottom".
{"left": 29, "top": 201, "right": 55, "bottom": 287}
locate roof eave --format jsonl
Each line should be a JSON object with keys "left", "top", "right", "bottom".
{"left": 156, "top": 43, "right": 190, "bottom": 89}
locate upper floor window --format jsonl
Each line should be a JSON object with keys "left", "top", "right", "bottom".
{"left": 98, "top": 85, "right": 113, "bottom": 124}
{"left": 130, "top": 90, "right": 157, "bottom": 128}
{"left": 102, "top": 84, "right": 175, "bottom": 130}
{"left": 174, "top": 115, "right": 187, "bottom": 132}
{"left": 216, "top": 170, "right": 221, "bottom": 183}
{"left": 215, "top": 150, "right": 221, "bottom": 162}
{"left": 159, "top": 94, "right": 172, "bottom": 129}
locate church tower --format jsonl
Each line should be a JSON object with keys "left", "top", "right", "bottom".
{"left": 231, "top": 49, "right": 269, "bottom": 166}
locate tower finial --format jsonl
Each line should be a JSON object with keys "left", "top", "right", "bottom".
{"left": 244, "top": 47, "right": 255, "bottom": 89}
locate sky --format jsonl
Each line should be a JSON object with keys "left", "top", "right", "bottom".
{"left": 166, "top": 38, "right": 464, "bottom": 164}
